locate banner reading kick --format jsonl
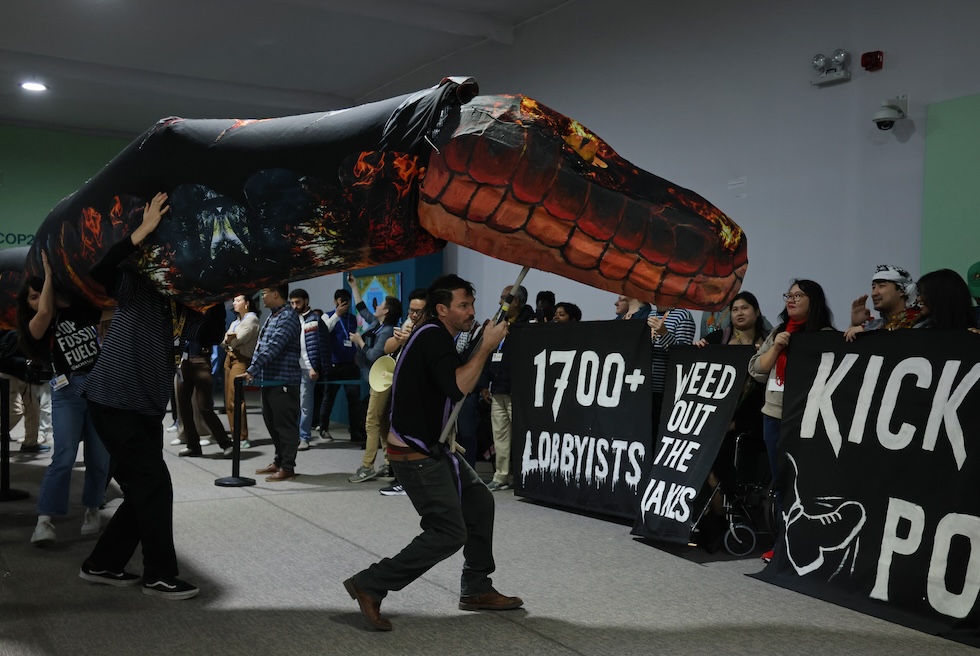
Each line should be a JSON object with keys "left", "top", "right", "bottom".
{"left": 630, "top": 345, "right": 753, "bottom": 543}
{"left": 510, "top": 320, "right": 652, "bottom": 519}
{"left": 755, "top": 330, "right": 980, "bottom": 647}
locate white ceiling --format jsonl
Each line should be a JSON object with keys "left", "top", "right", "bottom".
{"left": 0, "top": 0, "right": 570, "bottom": 138}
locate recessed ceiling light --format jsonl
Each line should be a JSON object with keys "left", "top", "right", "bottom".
{"left": 21, "top": 81, "right": 47, "bottom": 92}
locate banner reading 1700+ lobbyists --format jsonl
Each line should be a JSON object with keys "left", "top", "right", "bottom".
{"left": 509, "top": 320, "right": 652, "bottom": 519}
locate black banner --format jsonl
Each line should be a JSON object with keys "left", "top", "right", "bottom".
{"left": 510, "top": 320, "right": 652, "bottom": 519}
{"left": 631, "top": 345, "right": 753, "bottom": 543}
{"left": 755, "top": 330, "right": 980, "bottom": 646}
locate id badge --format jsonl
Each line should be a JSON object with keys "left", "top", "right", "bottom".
{"left": 491, "top": 352, "right": 503, "bottom": 362}
{"left": 344, "top": 339, "right": 353, "bottom": 348}
{"left": 767, "top": 377, "right": 784, "bottom": 392}
{"left": 51, "top": 374, "right": 70, "bottom": 391}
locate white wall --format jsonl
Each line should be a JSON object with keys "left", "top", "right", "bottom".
{"left": 362, "top": 0, "right": 980, "bottom": 328}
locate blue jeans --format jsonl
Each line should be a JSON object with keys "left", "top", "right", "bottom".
{"left": 299, "top": 369, "right": 314, "bottom": 442}
{"left": 354, "top": 453, "right": 496, "bottom": 600}
{"left": 36, "top": 373, "right": 110, "bottom": 515}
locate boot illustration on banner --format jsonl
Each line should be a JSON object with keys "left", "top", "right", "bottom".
{"left": 782, "top": 453, "right": 867, "bottom": 577}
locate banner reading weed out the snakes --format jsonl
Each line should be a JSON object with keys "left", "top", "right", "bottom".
{"left": 631, "top": 345, "right": 752, "bottom": 543}
{"left": 754, "top": 330, "right": 980, "bottom": 648}
{"left": 3, "top": 75, "right": 749, "bottom": 330}
{"left": 510, "top": 320, "right": 652, "bottom": 519}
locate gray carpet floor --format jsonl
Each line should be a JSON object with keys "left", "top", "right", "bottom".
{"left": 1, "top": 408, "right": 973, "bottom": 656}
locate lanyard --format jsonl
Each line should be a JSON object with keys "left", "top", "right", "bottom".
{"left": 169, "top": 300, "right": 188, "bottom": 367}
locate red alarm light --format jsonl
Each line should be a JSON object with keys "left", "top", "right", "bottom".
{"left": 861, "top": 51, "right": 884, "bottom": 71}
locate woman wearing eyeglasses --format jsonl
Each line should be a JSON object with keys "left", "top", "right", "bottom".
{"left": 748, "top": 280, "right": 835, "bottom": 560}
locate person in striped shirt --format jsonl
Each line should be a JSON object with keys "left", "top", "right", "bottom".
{"left": 78, "top": 192, "right": 218, "bottom": 600}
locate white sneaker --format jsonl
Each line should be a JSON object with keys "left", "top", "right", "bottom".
{"left": 165, "top": 422, "right": 180, "bottom": 433}
{"left": 222, "top": 446, "right": 235, "bottom": 458}
{"left": 298, "top": 440, "right": 310, "bottom": 451}
{"left": 31, "top": 518, "right": 56, "bottom": 545}
{"left": 200, "top": 438, "right": 212, "bottom": 447}
{"left": 81, "top": 508, "right": 101, "bottom": 536}
{"left": 169, "top": 437, "right": 186, "bottom": 446}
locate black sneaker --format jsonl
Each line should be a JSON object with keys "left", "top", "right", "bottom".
{"left": 142, "top": 578, "right": 200, "bottom": 600}
{"left": 379, "top": 484, "right": 407, "bottom": 497}
{"left": 79, "top": 561, "right": 141, "bottom": 587}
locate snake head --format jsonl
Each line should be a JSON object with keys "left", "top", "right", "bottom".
{"left": 418, "top": 95, "right": 747, "bottom": 311}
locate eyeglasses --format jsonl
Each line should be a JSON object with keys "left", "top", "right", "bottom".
{"left": 782, "top": 292, "right": 807, "bottom": 302}
{"left": 408, "top": 308, "right": 424, "bottom": 316}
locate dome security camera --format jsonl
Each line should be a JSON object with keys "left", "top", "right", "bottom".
{"left": 873, "top": 95, "right": 908, "bottom": 131}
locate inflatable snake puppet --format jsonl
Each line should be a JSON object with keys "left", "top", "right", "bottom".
{"left": 0, "top": 76, "right": 746, "bottom": 329}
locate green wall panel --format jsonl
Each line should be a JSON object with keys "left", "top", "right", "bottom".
{"left": 921, "top": 94, "right": 980, "bottom": 279}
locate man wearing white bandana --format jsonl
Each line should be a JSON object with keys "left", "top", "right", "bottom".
{"left": 844, "top": 264, "right": 921, "bottom": 341}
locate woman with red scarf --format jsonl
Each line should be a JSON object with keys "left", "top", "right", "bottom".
{"left": 748, "top": 279, "right": 835, "bottom": 561}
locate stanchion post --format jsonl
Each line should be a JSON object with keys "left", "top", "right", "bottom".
{"left": 215, "top": 376, "right": 255, "bottom": 487}
{"left": 0, "top": 376, "right": 30, "bottom": 501}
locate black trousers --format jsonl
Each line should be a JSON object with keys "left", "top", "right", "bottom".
{"left": 85, "top": 401, "right": 178, "bottom": 581}
{"left": 262, "top": 384, "right": 300, "bottom": 471}
{"left": 319, "top": 361, "right": 365, "bottom": 440}
{"left": 177, "top": 355, "right": 230, "bottom": 450}
{"left": 354, "top": 454, "right": 496, "bottom": 600}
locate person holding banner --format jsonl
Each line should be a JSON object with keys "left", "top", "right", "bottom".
{"left": 969, "top": 261, "right": 980, "bottom": 324}
{"left": 844, "top": 264, "right": 920, "bottom": 341}
{"left": 696, "top": 292, "right": 767, "bottom": 515}
{"left": 343, "top": 275, "right": 520, "bottom": 632}
{"left": 748, "top": 280, "right": 835, "bottom": 559}
{"left": 647, "top": 306, "right": 696, "bottom": 430}
{"left": 614, "top": 295, "right": 650, "bottom": 321}
{"left": 913, "top": 269, "right": 979, "bottom": 331}
{"left": 552, "top": 302, "right": 582, "bottom": 323}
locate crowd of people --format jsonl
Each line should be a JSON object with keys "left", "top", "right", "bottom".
{"left": 3, "top": 192, "right": 978, "bottom": 619}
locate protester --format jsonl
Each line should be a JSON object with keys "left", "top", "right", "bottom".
{"left": 913, "top": 269, "right": 979, "bottom": 330}
{"left": 844, "top": 264, "right": 920, "bottom": 341}
{"left": 552, "top": 302, "right": 582, "bottom": 323}
{"left": 78, "top": 192, "right": 213, "bottom": 599}
{"left": 534, "top": 290, "right": 555, "bottom": 323}
{"left": 18, "top": 253, "right": 111, "bottom": 544}
{"left": 748, "top": 280, "right": 835, "bottom": 563}
{"left": 343, "top": 274, "right": 520, "bottom": 631}
{"left": 614, "top": 295, "right": 650, "bottom": 321}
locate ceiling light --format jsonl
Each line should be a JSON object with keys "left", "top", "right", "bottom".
{"left": 21, "top": 81, "right": 47, "bottom": 92}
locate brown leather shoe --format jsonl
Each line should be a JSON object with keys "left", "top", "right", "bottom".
{"left": 458, "top": 590, "right": 524, "bottom": 611}
{"left": 255, "top": 463, "right": 279, "bottom": 475}
{"left": 265, "top": 468, "right": 297, "bottom": 482}
{"left": 344, "top": 578, "right": 392, "bottom": 631}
